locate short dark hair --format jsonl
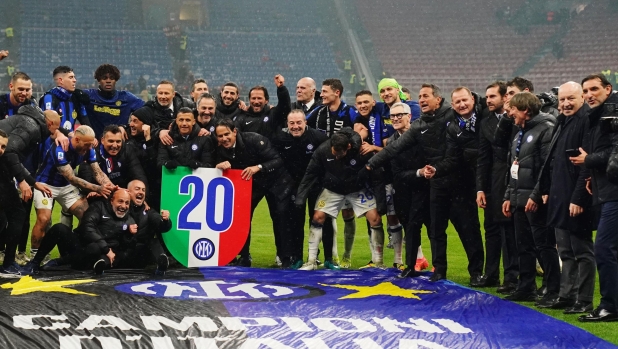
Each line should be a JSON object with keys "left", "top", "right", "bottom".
{"left": 53, "top": 66, "right": 73, "bottom": 77}
{"left": 509, "top": 92, "right": 541, "bottom": 116}
{"left": 177, "top": 107, "right": 194, "bottom": 116}
{"left": 486, "top": 81, "right": 507, "bottom": 97}
{"left": 507, "top": 77, "right": 534, "bottom": 93}
{"left": 581, "top": 73, "right": 613, "bottom": 90}
{"left": 0, "top": 129, "right": 8, "bottom": 139}
{"left": 11, "top": 72, "right": 31, "bottom": 83}
{"left": 249, "top": 85, "right": 269, "bottom": 101}
{"left": 222, "top": 82, "right": 239, "bottom": 93}
{"left": 158, "top": 80, "right": 175, "bottom": 90}
{"left": 196, "top": 92, "right": 217, "bottom": 106}
{"left": 102, "top": 124, "right": 123, "bottom": 137}
{"left": 331, "top": 132, "right": 350, "bottom": 152}
{"left": 216, "top": 118, "right": 236, "bottom": 131}
{"left": 401, "top": 87, "right": 411, "bottom": 94}
{"left": 421, "top": 83, "right": 442, "bottom": 98}
{"left": 451, "top": 86, "right": 472, "bottom": 98}
{"left": 94, "top": 64, "right": 121, "bottom": 81}
{"left": 355, "top": 90, "right": 372, "bottom": 98}
{"left": 323, "top": 78, "right": 344, "bottom": 96}
{"left": 192, "top": 78, "right": 208, "bottom": 91}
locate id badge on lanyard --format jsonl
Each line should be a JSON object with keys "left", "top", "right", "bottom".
{"left": 510, "top": 160, "right": 519, "bottom": 180}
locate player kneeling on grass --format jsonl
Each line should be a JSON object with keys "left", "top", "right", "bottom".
{"left": 295, "top": 127, "right": 385, "bottom": 270}
{"left": 23, "top": 190, "right": 138, "bottom": 275}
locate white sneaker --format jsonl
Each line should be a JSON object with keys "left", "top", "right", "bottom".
{"left": 299, "top": 260, "right": 317, "bottom": 271}
{"left": 15, "top": 252, "right": 30, "bottom": 266}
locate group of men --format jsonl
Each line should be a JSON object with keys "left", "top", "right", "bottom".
{"left": 1, "top": 55, "right": 617, "bottom": 323}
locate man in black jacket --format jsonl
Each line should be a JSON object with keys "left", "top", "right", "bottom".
{"left": 24, "top": 189, "right": 135, "bottom": 275}
{"left": 214, "top": 119, "right": 295, "bottom": 267}
{"left": 138, "top": 80, "right": 195, "bottom": 147}
{"left": 234, "top": 75, "right": 291, "bottom": 138}
{"left": 158, "top": 107, "right": 213, "bottom": 170}
{"left": 196, "top": 93, "right": 224, "bottom": 135}
{"left": 368, "top": 84, "right": 480, "bottom": 283}
{"left": 296, "top": 128, "right": 384, "bottom": 270}
{"left": 505, "top": 77, "right": 559, "bottom": 117}
{"left": 535, "top": 81, "right": 595, "bottom": 312}
{"left": 292, "top": 77, "right": 321, "bottom": 115}
{"left": 501, "top": 92, "right": 560, "bottom": 304}
{"left": 0, "top": 72, "right": 36, "bottom": 118}
{"left": 572, "top": 74, "right": 618, "bottom": 322}
{"left": 78, "top": 125, "right": 148, "bottom": 190}
{"left": 271, "top": 109, "right": 329, "bottom": 269}
{"left": 425, "top": 87, "right": 485, "bottom": 286}
{"left": 476, "top": 81, "right": 519, "bottom": 293}
{"left": 217, "top": 82, "right": 243, "bottom": 120}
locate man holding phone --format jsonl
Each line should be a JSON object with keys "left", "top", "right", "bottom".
{"left": 535, "top": 82, "right": 595, "bottom": 312}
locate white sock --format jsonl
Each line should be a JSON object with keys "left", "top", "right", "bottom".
{"left": 389, "top": 225, "right": 403, "bottom": 264}
{"left": 331, "top": 218, "right": 339, "bottom": 261}
{"left": 371, "top": 225, "right": 385, "bottom": 265}
{"left": 307, "top": 222, "right": 323, "bottom": 262}
{"left": 417, "top": 245, "right": 424, "bottom": 259}
{"left": 343, "top": 218, "right": 356, "bottom": 259}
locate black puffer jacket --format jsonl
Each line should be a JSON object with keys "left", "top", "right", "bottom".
{"left": 141, "top": 93, "right": 195, "bottom": 139}
{"left": 214, "top": 132, "right": 293, "bottom": 199}
{"left": 234, "top": 85, "right": 291, "bottom": 138}
{"left": 216, "top": 97, "right": 243, "bottom": 120}
{"left": 124, "top": 203, "right": 172, "bottom": 248}
{"left": 368, "top": 100, "right": 454, "bottom": 189}
{"left": 387, "top": 130, "right": 428, "bottom": 186}
{"left": 78, "top": 142, "right": 148, "bottom": 190}
{"left": 271, "top": 126, "right": 329, "bottom": 184}
{"left": 0, "top": 105, "right": 51, "bottom": 183}
{"left": 295, "top": 127, "right": 372, "bottom": 203}
{"left": 76, "top": 199, "right": 136, "bottom": 254}
{"left": 582, "top": 92, "right": 618, "bottom": 205}
{"left": 504, "top": 112, "right": 556, "bottom": 208}
{"left": 157, "top": 123, "right": 213, "bottom": 169}
{"left": 0, "top": 94, "right": 37, "bottom": 119}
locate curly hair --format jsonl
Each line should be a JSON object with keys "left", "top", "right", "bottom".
{"left": 94, "top": 64, "right": 121, "bottom": 81}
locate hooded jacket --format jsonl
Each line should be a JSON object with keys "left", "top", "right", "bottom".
{"left": 157, "top": 123, "right": 213, "bottom": 169}
{"left": 504, "top": 112, "right": 556, "bottom": 208}
{"left": 76, "top": 199, "right": 136, "bottom": 254}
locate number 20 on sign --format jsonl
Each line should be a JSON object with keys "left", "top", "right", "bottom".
{"left": 161, "top": 167, "right": 252, "bottom": 267}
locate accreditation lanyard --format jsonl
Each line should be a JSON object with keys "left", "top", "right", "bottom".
{"left": 511, "top": 129, "right": 525, "bottom": 180}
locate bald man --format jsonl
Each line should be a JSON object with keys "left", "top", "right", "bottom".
{"left": 293, "top": 77, "right": 321, "bottom": 115}
{"left": 534, "top": 81, "right": 595, "bottom": 312}
{"left": 24, "top": 189, "right": 136, "bottom": 275}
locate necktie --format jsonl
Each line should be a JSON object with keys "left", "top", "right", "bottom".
{"left": 302, "top": 104, "right": 308, "bottom": 113}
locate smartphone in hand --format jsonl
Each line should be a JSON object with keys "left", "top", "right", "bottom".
{"left": 566, "top": 149, "right": 581, "bottom": 157}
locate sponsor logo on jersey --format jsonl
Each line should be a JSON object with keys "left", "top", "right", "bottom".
{"left": 93, "top": 105, "right": 121, "bottom": 116}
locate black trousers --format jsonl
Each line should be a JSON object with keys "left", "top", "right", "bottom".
{"left": 429, "top": 186, "right": 484, "bottom": 277}
{"left": 393, "top": 182, "right": 431, "bottom": 266}
{"left": 0, "top": 198, "right": 31, "bottom": 253}
{"left": 512, "top": 206, "right": 560, "bottom": 294}
{"left": 0, "top": 188, "right": 26, "bottom": 268}
{"left": 594, "top": 201, "right": 618, "bottom": 312}
{"left": 555, "top": 228, "right": 595, "bottom": 303}
{"left": 33, "top": 223, "right": 96, "bottom": 269}
{"left": 483, "top": 195, "right": 519, "bottom": 284}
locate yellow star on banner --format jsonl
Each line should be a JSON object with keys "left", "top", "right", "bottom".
{"left": 319, "top": 281, "right": 434, "bottom": 300}
{"left": 1, "top": 276, "right": 98, "bottom": 296}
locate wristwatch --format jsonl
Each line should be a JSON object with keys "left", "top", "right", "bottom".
{"left": 257, "top": 164, "right": 263, "bottom": 170}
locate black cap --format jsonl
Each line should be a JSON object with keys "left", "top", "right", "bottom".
{"left": 132, "top": 107, "right": 153, "bottom": 125}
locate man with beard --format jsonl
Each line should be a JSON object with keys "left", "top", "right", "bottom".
{"left": 376, "top": 78, "right": 421, "bottom": 121}
{"left": 196, "top": 93, "right": 224, "bottom": 135}
{"left": 40, "top": 66, "right": 91, "bottom": 134}
{"left": 217, "top": 82, "right": 243, "bottom": 120}
{"left": 121, "top": 180, "right": 171, "bottom": 275}
{"left": 83, "top": 64, "right": 144, "bottom": 139}
{"left": 23, "top": 189, "right": 136, "bottom": 275}
{"left": 292, "top": 77, "right": 321, "bottom": 115}
{"left": 190, "top": 79, "right": 209, "bottom": 103}
{"left": 77, "top": 125, "right": 148, "bottom": 190}
{"left": 158, "top": 107, "right": 213, "bottom": 170}
{"left": 535, "top": 81, "right": 594, "bottom": 312}
{"left": 137, "top": 80, "right": 195, "bottom": 147}
{"left": 31, "top": 125, "right": 116, "bottom": 263}
{"left": 306, "top": 79, "right": 356, "bottom": 137}
{"left": 214, "top": 119, "right": 294, "bottom": 267}
{"left": 271, "top": 109, "right": 329, "bottom": 269}
{"left": 234, "top": 75, "right": 291, "bottom": 138}
{"left": 572, "top": 74, "right": 618, "bottom": 322}
{"left": 0, "top": 72, "right": 36, "bottom": 118}
{"left": 295, "top": 128, "right": 384, "bottom": 270}
{"left": 476, "top": 81, "right": 519, "bottom": 293}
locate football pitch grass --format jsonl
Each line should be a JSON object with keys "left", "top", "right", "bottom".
{"left": 35, "top": 201, "right": 617, "bottom": 345}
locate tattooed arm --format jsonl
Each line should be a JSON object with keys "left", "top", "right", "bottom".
{"left": 57, "top": 164, "right": 112, "bottom": 197}
{"left": 90, "top": 162, "right": 113, "bottom": 186}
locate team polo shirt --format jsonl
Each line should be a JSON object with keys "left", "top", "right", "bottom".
{"left": 84, "top": 89, "right": 144, "bottom": 138}
{"left": 36, "top": 139, "right": 97, "bottom": 187}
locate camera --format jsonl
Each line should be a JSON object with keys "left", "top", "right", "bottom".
{"left": 600, "top": 103, "right": 618, "bottom": 132}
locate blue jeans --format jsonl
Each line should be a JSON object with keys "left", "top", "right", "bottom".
{"left": 595, "top": 201, "right": 618, "bottom": 312}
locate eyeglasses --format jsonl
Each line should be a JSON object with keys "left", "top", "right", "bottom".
{"left": 390, "top": 113, "right": 409, "bottom": 119}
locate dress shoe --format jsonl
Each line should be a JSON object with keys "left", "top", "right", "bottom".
{"left": 475, "top": 275, "right": 500, "bottom": 288}
{"left": 398, "top": 267, "right": 421, "bottom": 278}
{"left": 578, "top": 307, "right": 618, "bottom": 322}
{"left": 496, "top": 281, "right": 517, "bottom": 295}
{"left": 469, "top": 274, "right": 483, "bottom": 287}
{"left": 504, "top": 291, "right": 537, "bottom": 302}
{"left": 536, "top": 286, "right": 547, "bottom": 299}
{"left": 535, "top": 293, "right": 563, "bottom": 308}
{"left": 429, "top": 273, "right": 445, "bottom": 282}
{"left": 564, "top": 301, "right": 593, "bottom": 315}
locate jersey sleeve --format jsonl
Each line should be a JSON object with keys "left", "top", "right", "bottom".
{"left": 52, "top": 145, "right": 69, "bottom": 167}
{"left": 86, "top": 148, "right": 97, "bottom": 164}
{"left": 40, "top": 94, "right": 54, "bottom": 111}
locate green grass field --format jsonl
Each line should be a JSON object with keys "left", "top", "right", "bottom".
{"left": 35, "top": 202, "right": 617, "bottom": 345}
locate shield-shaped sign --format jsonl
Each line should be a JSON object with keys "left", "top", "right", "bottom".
{"left": 161, "top": 167, "right": 252, "bottom": 267}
